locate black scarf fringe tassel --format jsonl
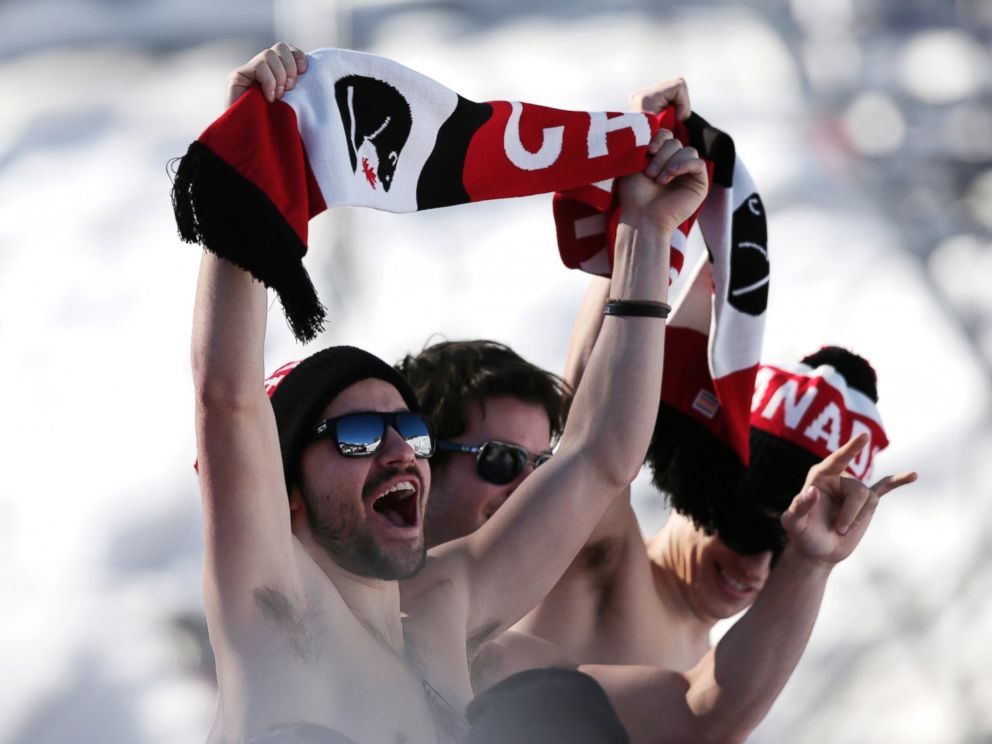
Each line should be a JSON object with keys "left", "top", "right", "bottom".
{"left": 170, "top": 141, "right": 326, "bottom": 343}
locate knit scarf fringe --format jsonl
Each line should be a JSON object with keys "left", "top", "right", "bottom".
{"left": 170, "top": 141, "right": 326, "bottom": 342}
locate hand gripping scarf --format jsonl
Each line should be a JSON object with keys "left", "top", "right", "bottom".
{"left": 171, "top": 47, "right": 702, "bottom": 342}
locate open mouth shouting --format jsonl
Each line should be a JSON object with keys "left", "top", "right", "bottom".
{"left": 369, "top": 478, "right": 421, "bottom": 533}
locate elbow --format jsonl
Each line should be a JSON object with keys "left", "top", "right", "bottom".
{"left": 558, "top": 440, "right": 643, "bottom": 495}
{"left": 191, "top": 350, "right": 261, "bottom": 415}
{"left": 193, "top": 376, "right": 261, "bottom": 416}
{"left": 597, "top": 448, "right": 645, "bottom": 494}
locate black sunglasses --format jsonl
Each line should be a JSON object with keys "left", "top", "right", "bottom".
{"left": 436, "top": 439, "right": 552, "bottom": 485}
{"left": 312, "top": 412, "right": 435, "bottom": 458}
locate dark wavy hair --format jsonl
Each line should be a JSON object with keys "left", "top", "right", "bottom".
{"left": 396, "top": 340, "right": 571, "bottom": 468}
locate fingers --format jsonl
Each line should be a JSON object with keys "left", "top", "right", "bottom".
{"left": 646, "top": 128, "right": 674, "bottom": 156}
{"left": 830, "top": 470, "right": 916, "bottom": 540}
{"left": 781, "top": 485, "right": 818, "bottom": 535}
{"left": 287, "top": 43, "right": 308, "bottom": 75}
{"left": 645, "top": 130, "right": 678, "bottom": 178}
{"left": 657, "top": 146, "right": 704, "bottom": 186}
{"left": 814, "top": 433, "right": 869, "bottom": 477}
{"left": 630, "top": 78, "right": 691, "bottom": 120}
{"left": 237, "top": 43, "right": 308, "bottom": 104}
{"left": 644, "top": 131, "right": 703, "bottom": 186}
{"left": 832, "top": 477, "right": 874, "bottom": 535}
{"left": 870, "top": 471, "right": 918, "bottom": 498}
{"left": 251, "top": 57, "right": 279, "bottom": 102}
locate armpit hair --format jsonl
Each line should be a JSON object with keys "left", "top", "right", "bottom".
{"left": 579, "top": 539, "right": 624, "bottom": 618}
{"left": 254, "top": 586, "right": 321, "bottom": 663}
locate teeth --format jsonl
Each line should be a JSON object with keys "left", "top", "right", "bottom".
{"left": 725, "top": 576, "right": 749, "bottom": 592}
{"left": 717, "top": 565, "right": 751, "bottom": 593}
{"left": 381, "top": 481, "right": 415, "bottom": 499}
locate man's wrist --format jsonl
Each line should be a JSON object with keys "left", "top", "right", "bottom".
{"left": 611, "top": 221, "right": 672, "bottom": 298}
{"left": 618, "top": 210, "right": 678, "bottom": 237}
{"left": 777, "top": 544, "right": 836, "bottom": 578}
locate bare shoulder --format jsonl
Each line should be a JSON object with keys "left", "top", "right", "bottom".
{"left": 401, "top": 550, "right": 472, "bottom": 629}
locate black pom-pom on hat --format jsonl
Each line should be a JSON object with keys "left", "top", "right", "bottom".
{"left": 800, "top": 345, "right": 878, "bottom": 402}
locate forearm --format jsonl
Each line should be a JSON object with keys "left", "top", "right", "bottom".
{"left": 455, "top": 215, "right": 671, "bottom": 637}
{"left": 683, "top": 547, "right": 832, "bottom": 741}
{"left": 557, "top": 215, "right": 671, "bottom": 489}
{"left": 562, "top": 275, "right": 610, "bottom": 390}
{"left": 192, "top": 252, "right": 269, "bottom": 407}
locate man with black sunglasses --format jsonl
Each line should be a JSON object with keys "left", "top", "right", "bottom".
{"left": 191, "top": 44, "right": 705, "bottom": 744}
{"left": 407, "top": 83, "right": 919, "bottom": 744}
{"left": 396, "top": 340, "right": 569, "bottom": 549}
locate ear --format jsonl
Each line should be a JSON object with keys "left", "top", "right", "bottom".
{"left": 288, "top": 486, "right": 309, "bottom": 526}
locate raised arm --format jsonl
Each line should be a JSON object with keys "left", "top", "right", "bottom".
{"left": 417, "top": 131, "right": 709, "bottom": 643}
{"left": 585, "top": 435, "right": 917, "bottom": 744}
{"left": 193, "top": 44, "right": 309, "bottom": 622}
{"left": 556, "top": 77, "right": 699, "bottom": 546}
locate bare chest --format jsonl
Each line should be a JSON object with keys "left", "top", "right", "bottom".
{"left": 218, "top": 592, "right": 441, "bottom": 744}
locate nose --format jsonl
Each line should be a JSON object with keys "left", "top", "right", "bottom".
{"left": 377, "top": 424, "right": 417, "bottom": 465}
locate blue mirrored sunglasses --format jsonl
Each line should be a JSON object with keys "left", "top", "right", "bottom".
{"left": 312, "top": 412, "right": 435, "bottom": 458}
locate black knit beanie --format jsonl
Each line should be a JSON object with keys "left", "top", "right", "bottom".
{"left": 269, "top": 345, "right": 420, "bottom": 489}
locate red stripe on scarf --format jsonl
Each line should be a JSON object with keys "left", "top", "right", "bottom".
{"left": 461, "top": 103, "right": 669, "bottom": 202}
{"left": 659, "top": 327, "right": 756, "bottom": 466}
{"left": 199, "top": 88, "right": 327, "bottom": 247}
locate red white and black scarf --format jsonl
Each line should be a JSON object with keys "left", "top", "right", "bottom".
{"left": 171, "top": 47, "right": 700, "bottom": 341}
{"left": 651, "top": 115, "right": 768, "bottom": 463}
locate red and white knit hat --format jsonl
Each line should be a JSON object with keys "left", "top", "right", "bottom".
{"left": 727, "top": 346, "right": 889, "bottom": 552}
{"left": 750, "top": 355, "right": 888, "bottom": 482}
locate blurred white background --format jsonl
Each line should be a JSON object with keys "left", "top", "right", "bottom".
{"left": 1, "top": 0, "right": 990, "bottom": 742}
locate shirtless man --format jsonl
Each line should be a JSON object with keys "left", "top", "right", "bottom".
{"left": 192, "top": 43, "right": 702, "bottom": 743}
{"left": 413, "top": 343, "right": 916, "bottom": 744}
{"left": 406, "top": 85, "right": 917, "bottom": 742}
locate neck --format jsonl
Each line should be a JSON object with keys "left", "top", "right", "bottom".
{"left": 645, "top": 525, "right": 714, "bottom": 665}
{"left": 310, "top": 543, "right": 407, "bottom": 655}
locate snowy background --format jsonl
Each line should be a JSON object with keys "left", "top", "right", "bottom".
{"left": 1, "top": 0, "right": 990, "bottom": 742}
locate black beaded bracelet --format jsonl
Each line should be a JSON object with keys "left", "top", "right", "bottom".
{"left": 603, "top": 299, "right": 671, "bottom": 319}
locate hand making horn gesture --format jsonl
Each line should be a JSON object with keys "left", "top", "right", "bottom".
{"left": 781, "top": 434, "right": 917, "bottom": 565}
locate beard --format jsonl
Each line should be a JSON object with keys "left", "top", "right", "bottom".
{"left": 301, "top": 466, "right": 427, "bottom": 580}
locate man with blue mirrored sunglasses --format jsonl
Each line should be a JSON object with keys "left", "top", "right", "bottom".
{"left": 190, "top": 42, "right": 705, "bottom": 744}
